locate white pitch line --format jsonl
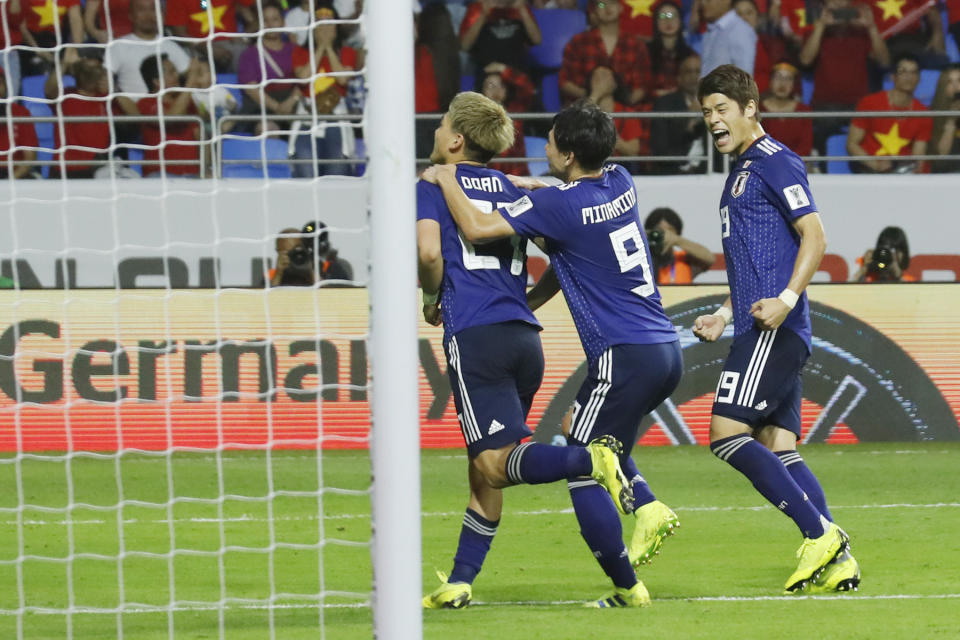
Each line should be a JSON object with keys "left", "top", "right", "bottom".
{"left": 7, "top": 592, "right": 960, "bottom": 616}
{"left": 469, "top": 593, "right": 960, "bottom": 606}
{"left": 3, "top": 502, "right": 959, "bottom": 527}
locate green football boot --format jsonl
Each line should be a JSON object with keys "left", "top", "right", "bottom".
{"left": 784, "top": 522, "right": 849, "bottom": 593}
{"left": 628, "top": 500, "right": 680, "bottom": 568}
{"left": 587, "top": 435, "right": 634, "bottom": 515}
{"left": 422, "top": 571, "right": 472, "bottom": 609}
{"left": 584, "top": 581, "right": 652, "bottom": 608}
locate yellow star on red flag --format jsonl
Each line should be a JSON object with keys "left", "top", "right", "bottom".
{"left": 794, "top": 8, "right": 807, "bottom": 29}
{"left": 875, "top": 0, "right": 906, "bottom": 21}
{"left": 189, "top": 3, "right": 228, "bottom": 35}
{"left": 623, "top": 0, "right": 655, "bottom": 18}
{"left": 873, "top": 122, "right": 910, "bottom": 156}
{"left": 31, "top": 0, "right": 68, "bottom": 28}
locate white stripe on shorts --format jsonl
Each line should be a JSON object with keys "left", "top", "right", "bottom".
{"left": 571, "top": 349, "right": 612, "bottom": 443}
{"left": 737, "top": 329, "right": 776, "bottom": 406}
{"left": 449, "top": 337, "right": 482, "bottom": 444}
{"left": 745, "top": 329, "right": 777, "bottom": 408}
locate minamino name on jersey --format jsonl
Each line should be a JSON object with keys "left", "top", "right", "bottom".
{"left": 581, "top": 187, "right": 637, "bottom": 225}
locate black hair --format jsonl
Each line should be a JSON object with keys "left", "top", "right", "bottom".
{"left": 139, "top": 53, "right": 168, "bottom": 93}
{"left": 649, "top": 0, "right": 694, "bottom": 73}
{"left": 313, "top": 1, "right": 346, "bottom": 52}
{"left": 876, "top": 226, "right": 910, "bottom": 269}
{"left": 892, "top": 52, "right": 921, "bottom": 74}
{"left": 697, "top": 64, "right": 760, "bottom": 114}
{"left": 551, "top": 99, "right": 616, "bottom": 171}
{"left": 645, "top": 207, "right": 683, "bottom": 235}
{"left": 261, "top": 0, "right": 284, "bottom": 13}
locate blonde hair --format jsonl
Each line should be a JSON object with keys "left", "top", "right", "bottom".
{"left": 447, "top": 91, "right": 515, "bottom": 162}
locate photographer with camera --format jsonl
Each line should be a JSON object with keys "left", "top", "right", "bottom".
{"left": 268, "top": 221, "right": 354, "bottom": 287}
{"left": 644, "top": 207, "right": 716, "bottom": 284}
{"left": 852, "top": 226, "right": 915, "bottom": 282}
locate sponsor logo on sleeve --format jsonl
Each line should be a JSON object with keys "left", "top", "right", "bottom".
{"left": 783, "top": 184, "right": 811, "bottom": 210}
{"left": 504, "top": 195, "right": 533, "bottom": 217}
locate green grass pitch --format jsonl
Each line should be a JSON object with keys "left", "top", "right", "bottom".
{"left": 2, "top": 443, "right": 959, "bottom": 638}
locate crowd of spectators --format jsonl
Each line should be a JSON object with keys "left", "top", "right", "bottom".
{"left": 1, "top": 0, "right": 959, "bottom": 179}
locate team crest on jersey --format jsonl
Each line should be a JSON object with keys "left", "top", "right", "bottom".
{"left": 731, "top": 171, "right": 750, "bottom": 198}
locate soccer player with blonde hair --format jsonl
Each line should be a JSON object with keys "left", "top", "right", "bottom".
{"left": 422, "top": 98, "right": 683, "bottom": 608}
{"left": 418, "top": 92, "right": 631, "bottom": 609}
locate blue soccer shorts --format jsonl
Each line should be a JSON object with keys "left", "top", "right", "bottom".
{"left": 566, "top": 341, "right": 683, "bottom": 455}
{"left": 711, "top": 325, "right": 810, "bottom": 438}
{"left": 444, "top": 321, "right": 544, "bottom": 458}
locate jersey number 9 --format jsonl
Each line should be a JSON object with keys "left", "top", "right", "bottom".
{"left": 609, "top": 221, "right": 655, "bottom": 298}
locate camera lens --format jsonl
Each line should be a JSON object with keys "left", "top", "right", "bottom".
{"left": 872, "top": 246, "right": 895, "bottom": 271}
{"left": 288, "top": 245, "right": 310, "bottom": 267}
{"left": 646, "top": 228, "right": 665, "bottom": 256}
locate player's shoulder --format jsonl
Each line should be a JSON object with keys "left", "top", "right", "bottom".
{"left": 746, "top": 136, "right": 804, "bottom": 174}
{"left": 416, "top": 178, "right": 442, "bottom": 198}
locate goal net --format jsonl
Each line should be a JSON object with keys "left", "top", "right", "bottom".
{"left": 0, "top": 1, "right": 419, "bottom": 638}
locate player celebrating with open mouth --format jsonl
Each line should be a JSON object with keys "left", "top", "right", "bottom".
{"left": 694, "top": 64, "right": 860, "bottom": 594}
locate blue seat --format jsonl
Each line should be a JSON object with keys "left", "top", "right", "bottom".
{"left": 881, "top": 68, "right": 940, "bottom": 106}
{"left": 801, "top": 75, "right": 814, "bottom": 105}
{"left": 460, "top": 73, "right": 475, "bottom": 93}
{"left": 524, "top": 135, "right": 548, "bottom": 176}
{"left": 541, "top": 73, "right": 561, "bottom": 112}
{"left": 221, "top": 136, "right": 292, "bottom": 178}
{"left": 825, "top": 133, "right": 850, "bottom": 174}
{"left": 20, "top": 74, "right": 46, "bottom": 99}
{"left": 127, "top": 148, "right": 143, "bottom": 176}
{"left": 948, "top": 31, "right": 959, "bottom": 63}
{"left": 20, "top": 100, "right": 54, "bottom": 177}
{"left": 20, "top": 100, "right": 53, "bottom": 148}
{"left": 528, "top": 9, "right": 587, "bottom": 70}
{"left": 215, "top": 72, "right": 244, "bottom": 110}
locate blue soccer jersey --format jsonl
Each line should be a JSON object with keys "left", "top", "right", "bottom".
{"left": 417, "top": 164, "right": 540, "bottom": 338}
{"left": 500, "top": 163, "right": 677, "bottom": 361}
{"left": 718, "top": 135, "right": 818, "bottom": 350}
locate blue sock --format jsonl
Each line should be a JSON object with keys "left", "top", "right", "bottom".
{"left": 568, "top": 480, "right": 637, "bottom": 590}
{"left": 775, "top": 450, "right": 833, "bottom": 522}
{"left": 505, "top": 442, "right": 591, "bottom": 484}
{"left": 448, "top": 508, "right": 498, "bottom": 585}
{"left": 711, "top": 435, "right": 826, "bottom": 539}
{"left": 621, "top": 455, "right": 656, "bottom": 510}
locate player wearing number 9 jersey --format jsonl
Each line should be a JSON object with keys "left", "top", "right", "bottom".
{"left": 422, "top": 99, "right": 683, "bottom": 608}
{"left": 418, "top": 93, "right": 656, "bottom": 610}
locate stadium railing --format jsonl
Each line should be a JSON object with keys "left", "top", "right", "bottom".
{"left": 7, "top": 110, "right": 960, "bottom": 176}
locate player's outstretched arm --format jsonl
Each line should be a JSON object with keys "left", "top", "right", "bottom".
{"left": 507, "top": 175, "right": 550, "bottom": 191}
{"left": 750, "top": 212, "right": 826, "bottom": 330}
{"left": 694, "top": 296, "right": 731, "bottom": 342}
{"left": 526, "top": 264, "right": 561, "bottom": 312}
{"left": 422, "top": 165, "right": 516, "bottom": 244}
